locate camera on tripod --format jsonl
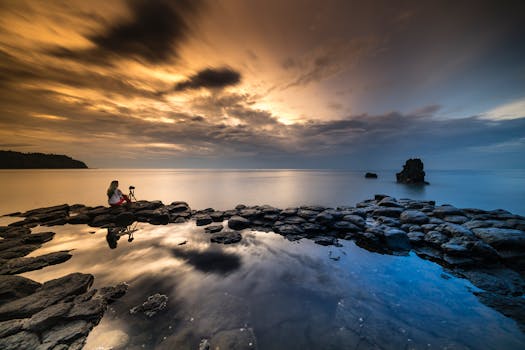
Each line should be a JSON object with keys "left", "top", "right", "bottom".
{"left": 128, "top": 185, "right": 137, "bottom": 201}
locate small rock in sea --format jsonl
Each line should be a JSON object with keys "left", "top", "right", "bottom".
{"left": 396, "top": 158, "right": 428, "bottom": 184}
{"left": 195, "top": 214, "right": 213, "bottom": 226}
{"left": 365, "top": 172, "right": 378, "bottom": 178}
{"left": 228, "top": 216, "right": 250, "bottom": 230}
{"left": 130, "top": 293, "right": 168, "bottom": 318}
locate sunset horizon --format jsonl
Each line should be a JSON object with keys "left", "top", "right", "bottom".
{"left": 1, "top": 0, "right": 524, "bottom": 169}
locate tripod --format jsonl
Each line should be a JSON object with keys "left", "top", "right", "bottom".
{"left": 128, "top": 186, "right": 137, "bottom": 201}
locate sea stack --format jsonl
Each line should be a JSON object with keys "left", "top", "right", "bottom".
{"left": 396, "top": 158, "right": 429, "bottom": 184}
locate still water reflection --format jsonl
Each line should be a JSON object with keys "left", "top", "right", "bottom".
{"left": 20, "top": 222, "right": 525, "bottom": 350}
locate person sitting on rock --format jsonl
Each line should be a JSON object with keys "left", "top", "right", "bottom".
{"left": 107, "top": 180, "right": 131, "bottom": 207}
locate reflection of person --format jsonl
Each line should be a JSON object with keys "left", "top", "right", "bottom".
{"left": 106, "top": 225, "right": 136, "bottom": 249}
{"left": 107, "top": 180, "right": 131, "bottom": 207}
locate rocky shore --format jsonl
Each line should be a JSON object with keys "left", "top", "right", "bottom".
{"left": 1, "top": 195, "right": 525, "bottom": 347}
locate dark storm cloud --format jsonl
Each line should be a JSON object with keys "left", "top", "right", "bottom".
{"left": 174, "top": 67, "right": 241, "bottom": 91}
{"left": 51, "top": 0, "right": 201, "bottom": 64}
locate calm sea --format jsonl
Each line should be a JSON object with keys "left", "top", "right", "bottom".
{"left": 1, "top": 169, "right": 524, "bottom": 349}
{"left": 0, "top": 169, "right": 523, "bottom": 215}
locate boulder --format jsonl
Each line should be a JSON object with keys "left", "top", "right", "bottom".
{"left": 210, "top": 231, "right": 242, "bottom": 244}
{"left": 400, "top": 210, "right": 429, "bottom": 225}
{"left": 424, "top": 231, "right": 448, "bottom": 247}
{"left": 209, "top": 211, "right": 224, "bottom": 222}
{"left": 205, "top": 224, "right": 224, "bottom": 233}
{"left": 130, "top": 294, "right": 168, "bottom": 318}
{"left": 372, "top": 207, "right": 403, "bottom": 218}
{"left": 67, "top": 214, "right": 91, "bottom": 225}
{"left": 228, "top": 216, "right": 250, "bottom": 230}
{"left": 115, "top": 212, "right": 135, "bottom": 226}
{"left": 396, "top": 158, "right": 428, "bottom": 184}
{"left": 90, "top": 214, "right": 113, "bottom": 227}
{"left": 0, "top": 273, "right": 93, "bottom": 321}
{"left": 432, "top": 205, "right": 464, "bottom": 218}
{"left": 473, "top": 228, "right": 525, "bottom": 249}
{"left": 382, "top": 228, "right": 411, "bottom": 251}
{"left": 149, "top": 212, "right": 170, "bottom": 225}
{"left": 0, "top": 275, "right": 41, "bottom": 304}
{"left": 195, "top": 215, "right": 213, "bottom": 226}
{"left": 342, "top": 215, "right": 366, "bottom": 228}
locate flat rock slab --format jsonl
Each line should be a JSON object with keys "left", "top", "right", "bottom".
{"left": 205, "top": 224, "right": 224, "bottom": 233}
{"left": 473, "top": 228, "right": 525, "bottom": 249}
{"left": 0, "top": 251, "right": 72, "bottom": 275}
{"left": 210, "top": 231, "right": 242, "bottom": 244}
{"left": 0, "top": 275, "right": 41, "bottom": 304}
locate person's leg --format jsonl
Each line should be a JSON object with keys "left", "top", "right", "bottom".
{"left": 110, "top": 198, "right": 126, "bottom": 207}
{"left": 122, "top": 194, "right": 131, "bottom": 203}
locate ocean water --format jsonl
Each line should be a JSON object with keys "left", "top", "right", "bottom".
{"left": 1, "top": 169, "right": 525, "bottom": 349}
{"left": 0, "top": 169, "right": 524, "bottom": 215}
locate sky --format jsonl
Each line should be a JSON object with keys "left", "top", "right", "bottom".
{"left": 0, "top": 0, "right": 524, "bottom": 169}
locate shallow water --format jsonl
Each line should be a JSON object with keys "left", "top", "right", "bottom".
{"left": 18, "top": 222, "right": 525, "bottom": 350}
{"left": 0, "top": 169, "right": 524, "bottom": 216}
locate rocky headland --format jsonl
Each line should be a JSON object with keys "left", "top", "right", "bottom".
{"left": 1, "top": 195, "right": 525, "bottom": 347}
{"left": 0, "top": 151, "right": 88, "bottom": 169}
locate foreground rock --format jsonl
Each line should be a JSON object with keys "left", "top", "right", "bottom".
{"left": 0, "top": 273, "right": 127, "bottom": 349}
{"left": 130, "top": 293, "right": 168, "bottom": 318}
{"left": 396, "top": 158, "right": 428, "bottom": 184}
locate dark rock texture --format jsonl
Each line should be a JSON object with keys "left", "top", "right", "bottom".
{"left": 365, "top": 172, "right": 378, "bottom": 178}
{"left": 396, "top": 158, "right": 428, "bottom": 184}
{"left": 0, "top": 272, "right": 127, "bottom": 349}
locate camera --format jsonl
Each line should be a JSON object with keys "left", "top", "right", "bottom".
{"left": 129, "top": 185, "right": 135, "bottom": 190}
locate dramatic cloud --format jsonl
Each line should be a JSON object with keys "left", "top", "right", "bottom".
{"left": 52, "top": 0, "right": 201, "bottom": 64}
{"left": 174, "top": 67, "right": 241, "bottom": 91}
{"left": 0, "top": 0, "right": 524, "bottom": 169}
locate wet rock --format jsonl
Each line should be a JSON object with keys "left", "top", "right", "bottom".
{"left": 407, "top": 231, "right": 425, "bottom": 244}
{"left": 472, "top": 227, "right": 525, "bottom": 249}
{"left": 0, "top": 331, "right": 40, "bottom": 350}
{"left": 41, "top": 320, "right": 92, "bottom": 348}
{"left": 342, "top": 214, "right": 365, "bottom": 228}
{"left": 239, "top": 208, "right": 259, "bottom": 219}
{"left": 372, "top": 207, "right": 403, "bottom": 218}
{"left": 276, "top": 224, "right": 304, "bottom": 236}
{"left": 228, "top": 216, "right": 250, "bottom": 230}
{"left": 441, "top": 223, "right": 475, "bottom": 238}
{"left": 400, "top": 210, "right": 429, "bottom": 225}
{"left": 169, "top": 203, "right": 190, "bottom": 213}
{"left": 21, "top": 231, "right": 55, "bottom": 244}
{"left": 0, "top": 319, "right": 25, "bottom": 338}
{"left": 432, "top": 205, "right": 464, "bottom": 218}
{"left": 90, "top": 214, "right": 113, "bottom": 227}
{"left": 210, "top": 231, "right": 242, "bottom": 244}
{"left": 301, "top": 222, "right": 323, "bottom": 235}
{"left": 0, "top": 275, "right": 41, "bottom": 304}
{"left": 209, "top": 211, "right": 224, "bottom": 222}
{"left": 0, "top": 226, "right": 31, "bottom": 239}
{"left": 130, "top": 293, "right": 168, "bottom": 318}
{"left": 396, "top": 158, "right": 427, "bottom": 184}
{"left": 378, "top": 197, "right": 403, "bottom": 208}
{"left": 381, "top": 228, "right": 411, "bottom": 251}
{"left": 332, "top": 220, "right": 360, "bottom": 232}
{"left": 25, "top": 302, "right": 73, "bottom": 332}
{"left": 0, "top": 250, "right": 72, "bottom": 275}
{"left": 115, "top": 212, "right": 135, "bottom": 226}
{"left": 297, "top": 209, "right": 319, "bottom": 219}
{"left": 235, "top": 204, "right": 247, "bottom": 210}
{"left": 376, "top": 216, "right": 401, "bottom": 227}
{"left": 314, "top": 236, "right": 340, "bottom": 246}
{"left": 68, "top": 298, "right": 106, "bottom": 322}
{"left": 67, "top": 214, "right": 91, "bottom": 224}
{"left": 22, "top": 204, "right": 69, "bottom": 217}
{"left": 205, "top": 224, "right": 224, "bottom": 233}
{"left": 458, "top": 268, "right": 525, "bottom": 296}
{"left": 424, "top": 231, "right": 449, "bottom": 247}
{"left": 97, "top": 282, "right": 128, "bottom": 303}
{"left": 195, "top": 214, "right": 213, "bottom": 226}
{"left": 0, "top": 243, "right": 41, "bottom": 260}
{"left": 0, "top": 273, "right": 93, "bottom": 321}
{"left": 149, "top": 209, "right": 170, "bottom": 225}
{"left": 315, "top": 211, "right": 334, "bottom": 223}
{"left": 281, "top": 208, "right": 298, "bottom": 216}
{"left": 443, "top": 215, "right": 469, "bottom": 224}
{"left": 283, "top": 216, "right": 307, "bottom": 225}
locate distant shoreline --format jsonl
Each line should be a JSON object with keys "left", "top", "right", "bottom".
{"left": 0, "top": 150, "right": 88, "bottom": 169}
